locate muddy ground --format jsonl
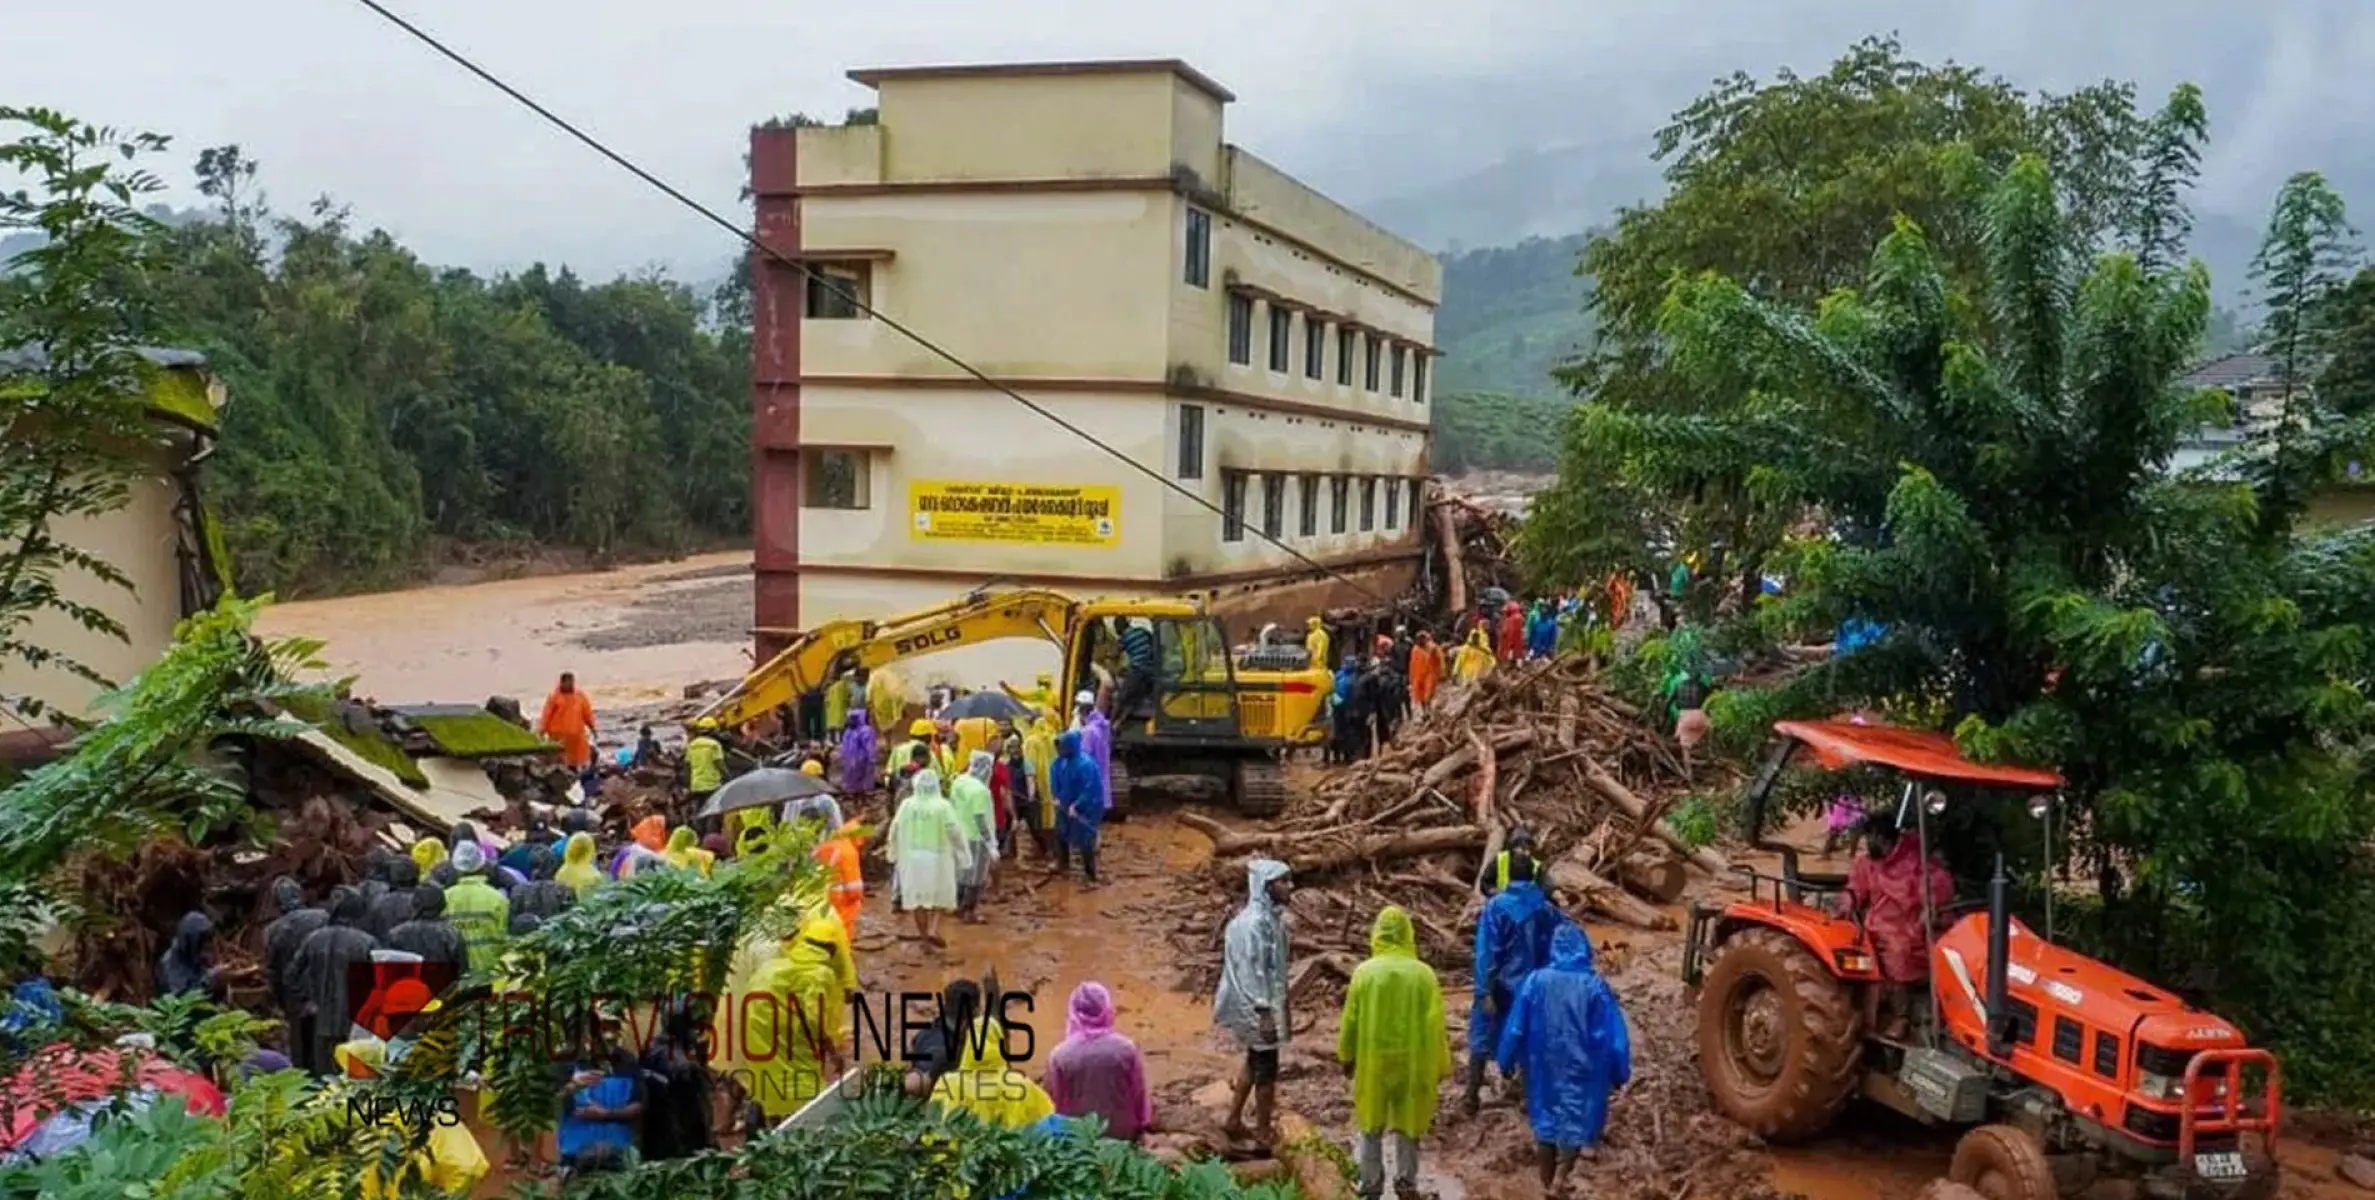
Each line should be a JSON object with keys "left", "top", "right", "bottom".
{"left": 265, "top": 566, "right": 2366, "bottom": 1200}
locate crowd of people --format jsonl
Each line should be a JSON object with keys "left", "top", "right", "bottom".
{"left": 1210, "top": 845, "right": 1634, "bottom": 1197}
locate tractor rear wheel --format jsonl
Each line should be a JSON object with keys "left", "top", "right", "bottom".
{"left": 1233, "top": 757, "right": 1287, "bottom": 819}
{"left": 1912, "top": 1183, "right": 1989, "bottom": 1200}
{"left": 1106, "top": 757, "right": 1133, "bottom": 821}
{"left": 1695, "top": 927, "right": 1865, "bottom": 1141}
{"left": 1948, "top": 1125, "right": 2057, "bottom": 1200}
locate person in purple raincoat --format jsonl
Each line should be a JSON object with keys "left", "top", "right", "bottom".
{"left": 1073, "top": 691, "right": 1114, "bottom": 814}
{"left": 838, "top": 710, "right": 878, "bottom": 796}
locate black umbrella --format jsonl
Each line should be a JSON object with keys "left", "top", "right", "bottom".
{"left": 696, "top": 768, "right": 835, "bottom": 820}
{"left": 940, "top": 691, "right": 1029, "bottom": 723}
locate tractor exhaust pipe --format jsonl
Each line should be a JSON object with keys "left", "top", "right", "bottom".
{"left": 1985, "top": 853, "right": 2012, "bottom": 1057}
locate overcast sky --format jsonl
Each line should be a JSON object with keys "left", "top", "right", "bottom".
{"left": 15, "top": 0, "right": 2375, "bottom": 279}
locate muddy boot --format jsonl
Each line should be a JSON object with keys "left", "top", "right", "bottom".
{"left": 1462, "top": 1054, "right": 1485, "bottom": 1117}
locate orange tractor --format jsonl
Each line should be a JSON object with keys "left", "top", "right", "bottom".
{"left": 1681, "top": 719, "right": 2281, "bottom": 1200}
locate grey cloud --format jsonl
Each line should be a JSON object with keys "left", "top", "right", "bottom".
{"left": 10, "top": 0, "right": 2374, "bottom": 283}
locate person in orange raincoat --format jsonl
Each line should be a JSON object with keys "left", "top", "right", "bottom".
{"left": 1496, "top": 602, "right": 1525, "bottom": 664}
{"left": 1407, "top": 631, "right": 1445, "bottom": 709}
{"left": 538, "top": 672, "right": 598, "bottom": 768}
{"left": 814, "top": 819, "right": 866, "bottom": 939}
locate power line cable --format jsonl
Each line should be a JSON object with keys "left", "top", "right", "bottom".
{"left": 343, "top": 0, "right": 1398, "bottom": 604}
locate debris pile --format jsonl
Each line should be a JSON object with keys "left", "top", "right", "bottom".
{"left": 1172, "top": 652, "right": 1787, "bottom": 1199}
{"left": 1183, "top": 653, "right": 1732, "bottom": 975}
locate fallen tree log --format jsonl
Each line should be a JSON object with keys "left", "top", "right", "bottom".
{"left": 1619, "top": 854, "right": 1690, "bottom": 904}
{"left": 1547, "top": 856, "right": 1676, "bottom": 930}
{"left": 1434, "top": 502, "right": 1469, "bottom": 619}
{"left": 1573, "top": 756, "right": 1729, "bottom": 876}
{"left": 1181, "top": 811, "right": 1487, "bottom": 875}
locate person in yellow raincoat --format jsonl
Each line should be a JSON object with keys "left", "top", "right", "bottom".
{"left": 1019, "top": 715, "right": 1058, "bottom": 859}
{"left": 953, "top": 713, "right": 999, "bottom": 764}
{"left": 555, "top": 831, "right": 603, "bottom": 898}
{"left": 743, "top": 916, "right": 851, "bottom": 1122}
{"left": 1339, "top": 906, "right": 1452, "bottom": 1199}
{"left": 409, "top": 837, "right": 446, "bottom": 879}
{"left": 329, "top": 1032, "right": 490, "bottom": 1198}
{"left": 867, "top": 666, "right": 907, "bottom": 734}
{"left": 930, "top": 1019, "right": 1057, "bottom": 1129}
{"left": 885, "top": 718, "right": 936, "bottom": 789}
{"left": 664, "top": 826, "right": 715, "bottom": 876}
{"left": 1305, "top": 616, "right": 1332, "bottom": 670}
{"left": 824, "top": 675, "right": 852, "bottom": 734}
{"left": 1452, "top": 626, "right": 1495, "bottom": 684}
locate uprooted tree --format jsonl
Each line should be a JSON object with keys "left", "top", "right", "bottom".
{"left": 1579, "top": 147, "right": 2375, "bottom": 1104}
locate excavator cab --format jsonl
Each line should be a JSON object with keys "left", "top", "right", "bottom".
{"left": 1683, "top": 718, "right": 2281, "bottom": 1200}
{"left": 1067, "top": 611, "right": 1240, "bottom": 739}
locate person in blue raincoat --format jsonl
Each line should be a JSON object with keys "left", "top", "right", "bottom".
{"left": 1049, "top": 729, "right": 1108, "bottom": 886}
{"left": 1464, "top": 853, "right": 1567, "bottom": 1115}
{"left": 1496, "top": 923, "right": 1631, "bottom": 1190}
{"left": 1525, "top": 603, "right": 1558, "bottom": 659}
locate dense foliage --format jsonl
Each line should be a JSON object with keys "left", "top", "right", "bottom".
{"left": 1523, "top": 39, "right": 2225, "bottom": 597}
{"left": 0, "top": 108, "right": 179, "bottom": 721}
{"left": 1588, "top": 142, "right": 2375, "bottom": 1102}
{"left": 152, "top": 146, "right": 748, "bottom": 595}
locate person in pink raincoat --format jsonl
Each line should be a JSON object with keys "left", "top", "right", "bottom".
{"left": 1045, "top": 981, "right": 1152, "bottom": 1142}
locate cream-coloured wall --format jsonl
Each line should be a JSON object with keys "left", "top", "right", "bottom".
{"left": 1169, "top": 195, "right": 1437, "bottom": 425}
{"left": 1225, "top": 149, "right": 1442, "bottom": 304}
{"left": 874, "top": 73, "right": 1179, "bottom": 182}
{"left": 798, "top": 385, "right": 1169, "bottom": 579}
{"left": 2, "top": 475, "right": 183, "bottom": 725}
{"left": 799, "top": 190, "right": 1173, "bottom": 379}
{"left": 1168, "top": 77, "right": 1225, "bottom": 189}
{"left": 795, "top": 124, "right": 882, "bottom": 186}
{"left": 1174, "top": 402, "right": 1427, "bottom": 575}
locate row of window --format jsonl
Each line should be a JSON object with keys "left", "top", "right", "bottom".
{"left": 1224, "top": 292, "right": 1426, "bottom": 403}
{"left": 1218, "top": 470, "right": 1420, "bottom": 544}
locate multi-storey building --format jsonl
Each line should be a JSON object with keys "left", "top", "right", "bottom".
{"left": 746, "top": 59, "right": 1439, "bottom": 688}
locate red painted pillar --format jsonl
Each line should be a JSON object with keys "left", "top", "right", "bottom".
{"left": 749, "top": 128, "right": 802, "bottom": 662}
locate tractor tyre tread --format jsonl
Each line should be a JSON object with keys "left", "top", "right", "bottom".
{"left": 1695, "top": 926, "right": 1865, "bottom": 1143}
{"left": 1107, "top": 758, "right": 1133, "bottom": 821}
{"left": 1234, "top": 758, "right": 1288, "bottom": 819}
{"left": 1947, "top": 1125, "right": 2056, "bottom": 1200}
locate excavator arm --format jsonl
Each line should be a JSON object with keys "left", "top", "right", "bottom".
{"left": 692, "top": 588, "right": 1081, "bottom": 732}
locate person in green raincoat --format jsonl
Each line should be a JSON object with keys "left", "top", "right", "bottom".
{"left": 886, "top": 769, "right": 970, "bottom": 949}
{"left": 1338, "top": 906, "right": 1451, "bottom": 1200}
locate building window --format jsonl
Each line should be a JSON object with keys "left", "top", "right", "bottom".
{"left": 1227, "top": 293, "right": 1253, "bottom": 365}
{"left": 1363, "top": 334, "right": 1381, "bottom": 392}
{"left": 1267, "top": 304, "right": 1291, "bottom": 372}
{"left": 801, "top": 448, "right": 869, "bottom": 509}
{"left": 1413, "top": 355, "right": 1428, "bottom": 405}
{"left": 1177, "top": 404, "right": 1204, "bottom": 480}
{"left": 1359, "top": 476, "right": 1377, "bottom": 531}
{"left": 1222, "top": 472, "right": 1247, "bottom": 542}
{"left": 1390, "top": 345, "right": 1407, "bottom": 398}
{"left": 1329, "top": 476, "right": 1349, "bottom": 533}
{"left": 804, "top": 264, "right": 869, "bottom": 320}
{"left": 1409, "top": 476, "right": 1427, "bottom": 518}
{"left": 1262, "top": 473, "right": 1286, "bottom": 539}
{"left": 1304, "top": 316, "right": 1325, "bottom": 379}
{"left": 1385, "top": 478, "right": 1401, "bottom": 529}
{"left": 1298, "top": 474, "right": 1319, "bottom": 537}
{"left": 1184, "top": 208, "right": 1211, "bottom": 288}
{"left": 1337, "top": 327, "right": 1355, "bottom": 386}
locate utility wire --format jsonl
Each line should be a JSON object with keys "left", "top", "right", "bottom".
{"left": 344, "top": 0, "right": 1394, "bottom": 604}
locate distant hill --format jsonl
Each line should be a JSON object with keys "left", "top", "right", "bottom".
{"left": 1426, "top": 234, "right": 1595, "bottom": 472}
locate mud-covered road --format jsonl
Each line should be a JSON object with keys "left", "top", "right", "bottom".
{"left": 266, "top": 563, "right": 2358, "bottom": 1199}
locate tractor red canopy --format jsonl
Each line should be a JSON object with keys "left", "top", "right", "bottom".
{"left": 1775, "top": 719, "right": 2064, "bottom": 789}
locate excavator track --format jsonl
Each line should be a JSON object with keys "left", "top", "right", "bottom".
{"left": 1233, "top": 757, "right": 1288, "bottom": 819}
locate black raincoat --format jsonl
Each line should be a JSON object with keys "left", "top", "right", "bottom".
{"left": 260, "top": 877, "right": 328, "bottom": 1013}
{"left": 286, "top": 887, "right": 381, "bottom": 1075}
{"left": 385, "top": 882, "right": 468, "bottom": 967}
{"left": 156, "top": 911, "right": 223, "bottom": 1002}
{"left": 361, "top": 857, "right": 421, "bottom": 942}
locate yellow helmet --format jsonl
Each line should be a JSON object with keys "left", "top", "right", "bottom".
{"left": 909, "top": 718, "right": 935, "bottom": 738}
{"left": 800, "top": 759, "right": 824, "bottom": 777}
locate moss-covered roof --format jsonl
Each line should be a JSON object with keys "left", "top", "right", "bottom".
{"left": 0, "top": 345, "right": 220, "bottom": 432}
{"left": 278, "top": 692, "right": 430, "bottom": 788}
{"left": 396, "top": 708, "right": 557, "bottom": 758}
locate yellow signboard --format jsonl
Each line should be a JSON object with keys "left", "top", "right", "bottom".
{"left": 907, "top": 480, "right": 1120, "bottom": 547}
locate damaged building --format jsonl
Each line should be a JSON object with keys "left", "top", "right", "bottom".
{"left": 747, "top": 58, "right": 1440, "bottom": 687}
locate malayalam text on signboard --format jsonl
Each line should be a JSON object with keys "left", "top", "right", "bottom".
{"left": 907, "top": 480, "right": 1120, "bottom": 547}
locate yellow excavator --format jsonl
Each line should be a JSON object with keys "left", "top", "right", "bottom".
{"left": 689, "top": 585, "right": 1332, "bottom": 816}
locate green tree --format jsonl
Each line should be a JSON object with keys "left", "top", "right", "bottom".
{"left": 1524, "top": 39, "right": 2200, "bottom": 609}
{"left": 0, "top": 108, "right": 176, "bottom": 723}
{"left": 1606, "top": 152, "right": 2375, "bottom": 1103}
{"left": 2244, "top": 172, "right": 2359, "bottom": 531}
